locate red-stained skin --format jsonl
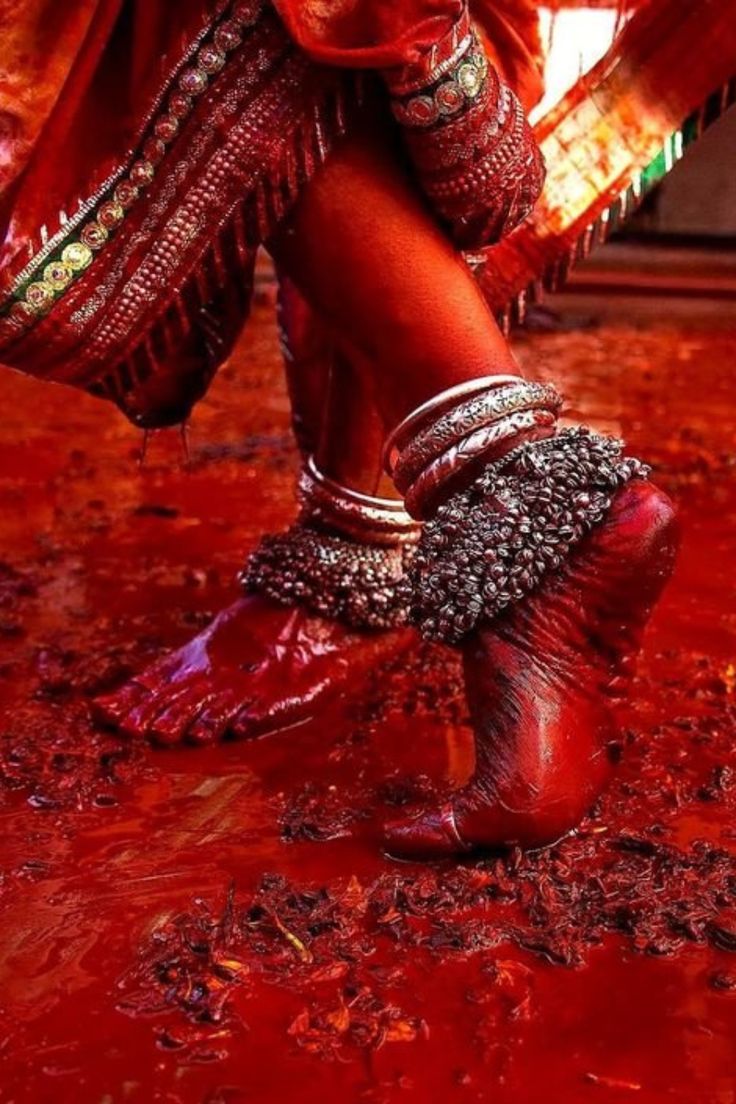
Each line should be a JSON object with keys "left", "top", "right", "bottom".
{"left": 1, "top": 290, "right": 736, "bottom": 1102}
{"left": 93, "top": 594, "right": 415, "bottom": 745}
{"left": 385, "top": 479, "right": 679, "bottom": 856}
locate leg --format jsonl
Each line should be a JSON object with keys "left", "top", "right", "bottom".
{"left": 270, "top": 117, "right": 678, "bottom": 855}
{"left": 276, "top": 274, "right": 330, "bottom": 459}
{"left": 95, "top": 114, "right": 513, "bottom": 746}
{"left": 269, "top": 116, "right": 522, "bottom": 429}
{"left": 94, "top": 289, "right": 414, "bottom": 746}
{"left": 278, "top": 270, "right": 399, "bottom": 496}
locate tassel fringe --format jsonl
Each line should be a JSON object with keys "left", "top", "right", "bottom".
{"left": 500, "top": 76, "right": 736, "bottom": 326}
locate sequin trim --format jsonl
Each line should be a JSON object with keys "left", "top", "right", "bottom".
{"left": 4, "top": 0, "right": 265, "bottom": 327}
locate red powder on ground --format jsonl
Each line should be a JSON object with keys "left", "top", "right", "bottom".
{"left": 1, "top": 298, "right": 736, "bottom": 1101}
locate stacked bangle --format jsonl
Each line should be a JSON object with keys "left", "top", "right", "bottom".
{"left": 383, "top": 373, "right": 521, "bottom": 474}
{"left": 298, "top": 457, "right": 422, "bottom": 546}
{"left": 393, "top": 380, "right": 562, "bottom": 492}
{"left": 404, "top": 408, "right": 556, "bottom": 519}
{"left": 386, "top": 377, "right": 563, "bottom": 520}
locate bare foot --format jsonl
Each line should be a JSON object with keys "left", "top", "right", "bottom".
{"left": 94, "top": 594, "right": 414, "bottom": 745}
{"left": 384, "top": 480, "right": 679, "bottom": 857}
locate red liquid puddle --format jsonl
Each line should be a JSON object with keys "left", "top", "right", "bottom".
{"left": 1, "top": 297, "right": 736, "bottom": 1101}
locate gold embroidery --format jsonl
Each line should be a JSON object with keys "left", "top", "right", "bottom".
{"left": 43, "top": 262, "right": 73, "bottom": 290}
{"left": 4, "top": 1, "right": 264, "bottom": 327}
{"left": 61, "top": 242, "right": 93, "bottom": 270}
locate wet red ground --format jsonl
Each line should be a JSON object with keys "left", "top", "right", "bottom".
{"left": 1, "top": 267, "right": 736, "bottom": 1103}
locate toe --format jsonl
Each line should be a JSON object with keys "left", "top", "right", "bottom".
{"left": 119, "top": 675, "right": 199, "bottom": 743}
{"left": 146, "top": 678, "right": 213, "bottom": 746}
{"left": 226, "top": 699, "right": 264, "bottom": 742}
{"left": 382, "top": 803, "right": 471, "bottom": 860}
{"left": 228, "top": 677, "right": 333, "bottom": 741}
{"left": 92, "top": 681, "right": 149, "bottom": 729}
{"left": 186, "top": 689, "right": 242, "bottom": 745}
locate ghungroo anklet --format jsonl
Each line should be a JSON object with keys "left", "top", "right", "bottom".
{"left": 241, "top": 526, "right": 416, "bottom": 630}
{"left": 408, "top": 427, "right": 651, "bottom": 643}
{"left": 242, "top": 463, "right": 420, "bottom": 630}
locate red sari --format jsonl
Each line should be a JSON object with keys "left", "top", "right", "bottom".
{"left": 0, "top": 0, "right": 542, "bottom": 425}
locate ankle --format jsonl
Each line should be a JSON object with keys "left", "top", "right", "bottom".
{"left": 241, "top": 457, "right": 422, "bottom": 631}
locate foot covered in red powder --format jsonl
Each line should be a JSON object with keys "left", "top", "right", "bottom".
{"left": 94, "top": 594, "right": 413, "bottom": 745}
{"left": 384, "top": 480, "right": 679, "bottom": 858}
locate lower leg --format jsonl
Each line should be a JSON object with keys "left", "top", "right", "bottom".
{"left": 99, "top": 115, "right": 507, "bottom": 745}
{"left": 276, "top": 274, "right": 331, "bottom": 459}
{"left": 269, "top": 117, "right": 522, "bottom": 430}
{"left": 278, "top": 268, "right": 400, "bottom": 499}
{"left": 94, "top": 287, "right": 416, "bottom": 746}
{"left": 315, "top": 344, "right": 398, "bottom": 499}
{"left": 271, "top": 118, "right": 679, "bottom": 855}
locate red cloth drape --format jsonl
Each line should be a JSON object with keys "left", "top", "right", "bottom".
{"left": 0, "top": 0, "right": 544, "bottom": 294}
{"left": 271, "top": 0, "right": 543, "bottom": 107}
{"left": 271, "top": 0, "right": 463, "bottom": 69}
{"left": 0, "top": 0, "right": 545, "bottom": 426}
{"left": 0, "top": 0, "right": 542, "bottom": 222}
{"left": 473, "top": 0, "right": 544, "bottom": 112}
{"left": 0, "top": 0, "right": 225, "bottom": 279}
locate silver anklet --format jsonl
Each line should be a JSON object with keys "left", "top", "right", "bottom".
{"left": 393, "top": 381, "right": 562, "bottom": 493}
{"left": 410, "top": 427, "right": 650, "bottom": 643}
{"left": 241, "top": 526, "right": 416, "bottom": 630}
{"left": 385, "top": 378, "right": 563, "bottom": 520}
{"left": 298, "top": 457, "right": 421, "bottom": 546}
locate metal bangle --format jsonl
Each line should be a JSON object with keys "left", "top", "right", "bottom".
{"left": 299, "top": 457, "right": 422, "bottom": 546}
{"left": 404, "top": 408, "right": 557, "bottom": 520}
{"left": 383, "top": 373, "right": 523, "bottom": 477}
{"left": 393, "top": 381, "right": 562, "bottom": 493}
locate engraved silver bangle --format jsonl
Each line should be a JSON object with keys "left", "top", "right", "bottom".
{"left": 393, "top": 381, "right": 563, "bottom": 493}
{"left": 383, "top": 373, "right": 524, "bottom": 476}
{"left": 404, "top": 408, "right": 557, "bottom": 520}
